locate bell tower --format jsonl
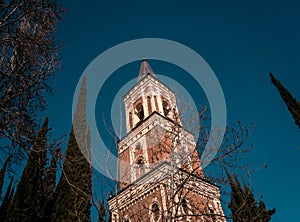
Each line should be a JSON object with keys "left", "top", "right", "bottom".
{"left": 124, "top": 59, "right": 180, "bottom": 133}
{"left": 108, "top": 60, "right": 225, "bottom": 222}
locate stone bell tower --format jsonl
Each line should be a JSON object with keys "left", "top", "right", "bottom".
{"left": 108, "top": 59, "right": 225, "bottom": 222}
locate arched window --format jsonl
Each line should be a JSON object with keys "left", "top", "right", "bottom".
{"left": 162, "top": 100, "right": 170, "bottom": 117}
{"left": 137, "top": 158, "right": 144, "bottom": 165}
{"left": 154, "top": 96, "right": 159, "bottom": 112}
{"left": 135, "top": 103, "right": 144, "bottom": 121}
{"left": 147, "top": 96, "right": 152, "bottom": 115}
{"left": 129, "top": 112, "right": 133, "bottom": 129}
{"left": 151, "top": 203, "right": 160, "bottom": 221}
{"left": 113, "top": 214, "right": 118, "bottom": 222}
{"left": 135, "top": 158, "right": 144, "bottom": 178}
{"left": 209, "top": 206, "right": 216, "bottom": 222}
{"left": 172, "top": 108, "right": 179, "bottom": 122}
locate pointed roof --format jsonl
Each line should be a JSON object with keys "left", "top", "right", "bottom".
{"left": 137, "top": 58, "right": 156, "bottom": 81}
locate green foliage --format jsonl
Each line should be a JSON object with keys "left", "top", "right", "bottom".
{"left": 3, "top": 75, "right": 92, "bottom": 222}
{"left": 226, "top": 169, "right": 275, "bottom": 222}
{"left": 51, "top": 76, "right": 92, "bottom": 222}
{"left": 73, "top": 76, "right": 91, "bottom": 162}
{"left": 40, "top": 148, "right": 60, "bottom": 222}
{"left": 0, "top": 177, "right": 14, "bottom": 221}
{"left": 51, "top": 129, "right": 92, "bottom": 222}
{"left": 6, "top": 117, "right": 50, "bottom": 222}
{"left": 270, "top": 73, "right": 300, "bottom": 129}
{"left": 0, "top": 157, "right": 9, "bottom": 197}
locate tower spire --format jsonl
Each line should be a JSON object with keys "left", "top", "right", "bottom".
{"left": 137, "top": 58, "right": 155, "bottom": 81}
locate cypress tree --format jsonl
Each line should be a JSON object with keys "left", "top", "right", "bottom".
{"left": 270, "top": 73, "right": 300, "bottom": 129}
{"left": 51, "top": 129, "right": 91, "bottom": 222}
{"left": 0, "top": 157, "right": 9, "bottom": 197}
{"left": 6, "top": 117, "right": 49, "bottom": 222}
{"left": 39, "top": 148, "right": 60, "bottom": 222}
{"left": 52, "top": 76, "right": 92, "bottom": 222}
{"left": 226, "top": 169, "right": 275, "bottom": 222}
{"left": 0, "top": 177, "right": 14, "bottom": 221}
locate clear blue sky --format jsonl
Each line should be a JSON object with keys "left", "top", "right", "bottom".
{"left": 46, "top": 1, "right": 300, "bottom": 221}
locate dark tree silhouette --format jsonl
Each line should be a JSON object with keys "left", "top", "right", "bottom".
{"left": 0, "top": 177, "right": 14, "bottom": 221}
{"left": 51, "top": 76, "right": 92, "bottom": 222}
{"left": 6, "top": 118, "right": 50, "bottom": 221}
{"left": 226, "top": 169, "right": 275, "bottom": 222}
{"left": 40, "top": 148, "right": 60, "bottom": 222}
{"left": 0, "top": 157, "right": 9, "bottom": 197}
{"left": 270, "top": 72, "right": 300, "bottom": 129}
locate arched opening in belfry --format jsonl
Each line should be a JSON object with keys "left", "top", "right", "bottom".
{"left": 135, "top": 157, "right": 145, "bottom": 178}
{"left": 147, "top": 96, "right": 152, "bottom": 115}
{"left": 135, "top": 103, "right": 144, "bottom": 121}
{"left": 151, "top": 203, "right": 160, "bottom": 221}
{"left": 162, "top": 100, "right": 170, "bottom": 117}
{"left": 129, "top": 112, "right": 133, "bottom": 129}
{"left": 154, "top": 96, "right": 159, "bottom": 112}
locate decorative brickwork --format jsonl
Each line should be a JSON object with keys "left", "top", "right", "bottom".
{"left": 108, "top": 60, "right": 225, "bottom": 221}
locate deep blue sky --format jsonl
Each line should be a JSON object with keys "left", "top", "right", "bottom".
{"left": 46, "top": 1, "right": 300, "bottom": 221}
